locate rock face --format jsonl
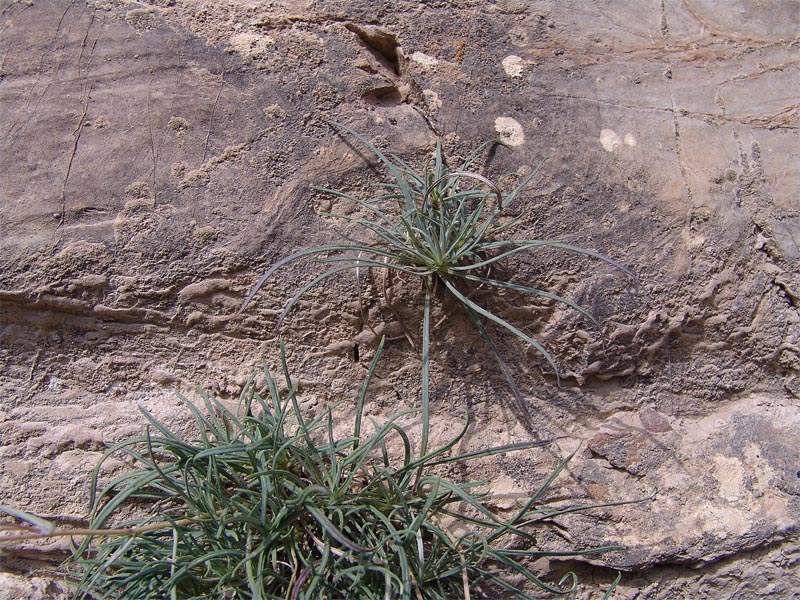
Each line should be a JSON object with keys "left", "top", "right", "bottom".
{"left": 1, "top": 0, "right": 798, "bottom": 597}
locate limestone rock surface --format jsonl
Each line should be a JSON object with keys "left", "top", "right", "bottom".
{"left": 1, "top": 1, "right": 798, "bottom": 598}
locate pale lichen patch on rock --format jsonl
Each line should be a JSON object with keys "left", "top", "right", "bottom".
{"left": 167, "top": 116, "right": 190, "bottom": 132}
{"left": 226, "top": 32, "right": 275, "bottom": 59}
{"left": 192, "top": 225, "right": 219, "bottom": 243}
{"left": 601, "top": 128, "right": 638, "bottom": 152}
{"left": 600, "top": 128, "right": 622, "bottom": 152}
{"left": 494, "top": 117, "right": 524, "bottom": 146}
{"left": 713, "top": 454, "right": 745, "bottom": 501}
{"left": 422, "top": 89, "right": 442, "bottom": 111}
{"left": 125, "top": 8, "right": 160, "bottom": 32}
{"left": 501, "top": 54, "right": 525, "bottom": 78}
{"left": 170, "top": 162, "right": 187, "bottom": 178}
{"left": 264, "top": 104, "right": 286, "bottom": 119}
{"left": 124, "top": 181, "right": 151, "bottom": 198}
{"left": 409, "top": 51, "right": 439, "bottom": 69}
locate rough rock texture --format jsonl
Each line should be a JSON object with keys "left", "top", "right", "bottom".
{"left": 1, "top": 0, "right": 798, "bottom": 598}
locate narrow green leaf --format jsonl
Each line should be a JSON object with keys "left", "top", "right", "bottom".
{"left": 442, "top": 278, "right": 562, "bottom": 384}
{"left": 420, "top": 283, "right": 432, "bottom": 458}
{"left": 462, "top": 273, "right": 598, "bottom": 325}
{"left": 0, "top": 505, "right": 55, "bottom": 536}
{"left": 329, "top": 121, "right": 417, "bottom": 211}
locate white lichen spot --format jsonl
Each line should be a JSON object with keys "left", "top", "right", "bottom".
{"left": 409, "top": 51, "right": 439, "bottom": 69}
{"left": 125, "top": 8, "right": 159, "bottom": 32}
{"left": 494, "top": 117, "right": 524, "bottom": 146}
{"left": 167, "top": 116, "right": 190, "bottom": 132}
{"left": 602, "top": 129, "right": 638, "bottom": 151}
{"left": 422, "top": 89, "right": 442, "bottom": 111}
{"left": 600, "top": 128, "right": 623, "bottom": 152}
{"left": 227, "top": 32, "right": 274, "bottom": 59}
{"left": 47, "top": 376, "right": 63, "bottom": 392}
{"left": 264, "top": 104, "right": 286, "bottom": 119}
{"left": 501, "top": 55, "right": 525, "bottom": 78}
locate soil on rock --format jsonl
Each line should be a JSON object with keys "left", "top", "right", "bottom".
{"left": 1, "top": 0, "right": 798, "bottom": 598}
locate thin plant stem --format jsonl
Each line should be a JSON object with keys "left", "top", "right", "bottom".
{"left": 420, "top": 279, "right": 432, "bottom": 458}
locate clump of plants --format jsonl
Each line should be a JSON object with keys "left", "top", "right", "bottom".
{"left": 240, "top": 123, "right": 634, "bottom": 450}
{"left": 0, "top": 341, "right": 622, "bottom": 599}
{"left": 0, "top": 126, "right": 641, "bottom": 599}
